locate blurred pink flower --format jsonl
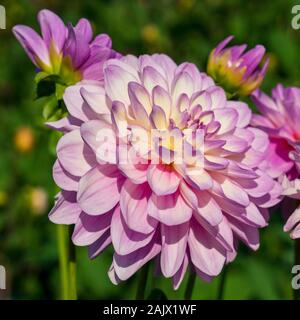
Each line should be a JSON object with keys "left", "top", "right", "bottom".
{"left": 48, "top": 54, "right": 281, "bottom": 288}
{"left": 13, "top": 10, "right": 120, "bottom": 85}
{"left": 208, "top": 36, "right": 269, "bottom": 97}
{"left": 252, "top": 85, "right": 300, "bottom": 239}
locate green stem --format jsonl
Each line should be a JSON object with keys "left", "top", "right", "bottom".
{"left": 57, "top": 225, "right": 69, "bottom": 300}
{"left": 217, "top": 266, "right": 228, "bottom": 300}
{"left": 136, "top": 263, "right": 150, "bottom": 300}
{"left": 56, "top": 225, "right": 77, "bottom": 300}
{"left": 68, "top": 227, "right": 77, "bottom": 300}
{"left": 293, "top": 239, "right": 300, "bottom": 300}
{"left": 184, "top": 271, "right": 196, "bottom": 300}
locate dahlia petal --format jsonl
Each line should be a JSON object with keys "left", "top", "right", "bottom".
{"left": 142, "top": 66, "right": 168, "bottom": 95}
{"left": 195, "top": 191, "right": 223, "bottom": 227}
{"left": 291, "top": 226, "right": 300, "bottom": 239}
{"left": 251, "top": 90, "right": 285, "bottom": 126}
{"left": 108, "top": 264, "right": 121, "bottom": 285}
{"left": 250, "top": 114, "right": 275, "bottom": 131}
{"left": 148, "top": 192, "right": 193, "bottom": 226}
{"left": 207, "top": 87, "right": 226, "bottom": 109}
{"left": 147, "top": 164, "right": 180, "bottom": 196}
{"left": 213, "top": 108, "right": 238, "bottom": 135}
{"left": 191, "top": 91, "right": 212, "bottom": 110}
{"left": 152, "top": 54, "right": 177, "bottom": 85}
{"left": 72, "top": 210, "right": 112, "bottom": 246}
{"left": 176, "top": 63, "right": 202, "bottom": 91}
{"left": 46, "top": 116, "right": 82, "bottom": 133}
{"left": 77, "top": 166, "right": 123, "bottom": 215}
{"left": 161, "top": 222, "right": 189, "bottom": 277}
{"left": 80, "top": 119, "right": 116, "bottom": 163}
{"left": 227, "top": 215, "right": 259, "bottom": 250}
{"left": 185, "top": 168, "right": 213, "bottom": 191}
{"left": 120, "top": 180, "right": 157, "bottom": 234}
{"left": 220, "top": 178, "right": 250, "bottom": 207}
{"left": 88, "top": 230, "right": 111, "bottom": 259}
{"left": 192, "top": 206, "right": 234, "bottom": 252}
{"left": 81, "top": 60, "right": 106, "bottom": 81}
{"left": 224, "top": 161, "right": 258, "bottom": 179}
{"left": 92, "top": 34, "right": 112, "bottom": 48}
{"left": 238, "top": 172, "right": 275, "bottom": 198}
{"left": 64, "top": 24, "right": 90, "bottom": 69}
{"left": 172, "top": 72, "right": 194, "bottom": 103}
{"left": 57, "top": 129, "right": 95, "bottom": 177}
{"left": 150, "top": 105, "right": 168, "bottom": 130}
{"left": 111, "top": 206, "right": 155, "bottom": 255}
{"left": 222, "top": 135, "right": 249, "bottom": 153}
{"left": 104, "top": 59, "right": 139, "bottom": 105}
{"left": 243, "top": 202, "right": 268, "bottom": 227}
{"left": 53, "top": 160, "right": 79, "bottom": 191}
{"left": 38, "top": 9, "right": 66, "bottom": 51}
{"left": 200, "top": 73, "right": 215, "bottom": 90}
{"left": 13, "top": 25, "right": 50, "bottom": 67}
{"left": 63, "top": 82, "right": 103, "bottom": 121}
{"left": 226, "top": 101, "right": 251, "bottom": 128}
{"left": 49, "top": 192, "right": 81, "bottom": 225}
{"left": 188, "top": 221, "right": 226, "bottom": 276}
{"left": 128, "top": 82, "right": 152, "bottom": 119}
{"left": 113, "top": 238, "right": 161, "bottom": 281}
{"left": 80, "top": 87, "right": 110, "bottom": 115}
{"left": 118, "top": 146, "right": 148, "bottom": 184}
{"left": 172, "top": 254, "right": 188, "bottom": 290}
{"left": 194, "top": 268, "right": 213, "bottom": 282}
{"left": 205, "top": 156, "right": 229, "bottom": 170}
{"left": 152, "top": 85, "right": 171, "bottom": 118}
{"left": 74, "top": 18, "right": 93, "bottom": 43}
{"left": 252, "top": 179, "right": 282, "bottom": 208}
{"left": 260, "top": 138, "right": 294, "bottom": 178}
{"left": 284, "top": 207, "right": 300, "bottom": 233}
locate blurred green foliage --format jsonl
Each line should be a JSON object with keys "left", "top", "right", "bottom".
{"left": 0, "top": 0, "right": 299, "bottom": 299}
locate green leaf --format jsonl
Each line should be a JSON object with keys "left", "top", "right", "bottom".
{"left": 36, "top": 78, "right": 56, "bottom": 99}
{"left": 41, "top": 95, "right": 59, "bottom": 120}
{"left": 35, "top": 73, "right": 66, "bottom": 99}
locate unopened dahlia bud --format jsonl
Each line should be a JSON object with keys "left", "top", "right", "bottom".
{"left": 207, "top": 36, "right": 269, "bottom": 97}
{"left": 13, "top": 10, "right": 120, "bottom": 86}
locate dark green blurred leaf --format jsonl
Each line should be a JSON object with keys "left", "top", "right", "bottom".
{"left": 147, "top": 288, "right": 168, "bottom": 300}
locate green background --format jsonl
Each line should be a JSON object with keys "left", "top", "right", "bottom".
{"left": 0, "top": 0, "right": 299, "bottom": 299}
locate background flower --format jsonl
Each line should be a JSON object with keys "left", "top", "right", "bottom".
{"left": 251, "top": 85, "right": 300, "bottom": 239}
{"left": 49, "top": 54, "right": 281, "bottom": 288}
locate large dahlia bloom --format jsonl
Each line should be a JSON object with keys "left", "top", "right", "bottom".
{"left": 207, "top": 36, "right": 269, "bottom": 97}
{"left": 251, "top": 85, "right": 300, "bottom": 239}
{"left": 49, "top": 54, "right": 280, "bottom": 288}
{"left": 13, "top": 10, "right": 120, "bottom": 85}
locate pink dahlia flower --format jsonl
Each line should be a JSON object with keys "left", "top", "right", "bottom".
{"left": 13, "top": 10, "right": 120, "bottom": 85}
{"left": 251, "top": 85, "right": 300, "bottom": 238}
{"left": 208, "top": 36, "right": 269, "bottom": 97}
{"left": 49, "top": 54, "right": 281, "bottom": 288}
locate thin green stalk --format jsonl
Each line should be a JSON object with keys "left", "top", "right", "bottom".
{"left": 136, "top": 263, "right": 150, "bottom": 300}
{"left": 57, "top": 225, "right": 69, "bottom": 300}
{"left": 217, "top": 266, "right": 228, "bottom": 300}
{"left": 184, "top": 271, "right": 196, "bottom": 300}
{"left": 68, "top": 227, "right": 77, "bottom": 300}
{"left": 293, "top": 239, "right": 300, "bottom": 300}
